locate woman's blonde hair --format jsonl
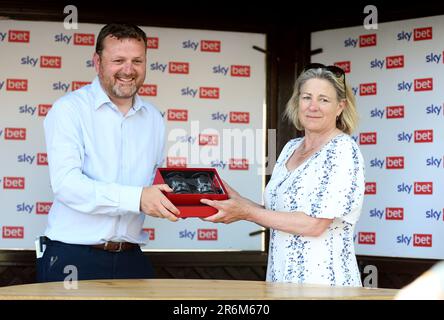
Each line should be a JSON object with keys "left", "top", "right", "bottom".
{"left": 284, "top": 67, "right": 358, "bottom": 135}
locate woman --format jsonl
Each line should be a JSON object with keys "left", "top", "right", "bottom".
{"left": 201, "top": 63, "right": 365, "bottom": 286}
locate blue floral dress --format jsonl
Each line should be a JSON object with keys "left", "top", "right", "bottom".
{"left": 264, "top": 133, "right": 365, "bottom": 286}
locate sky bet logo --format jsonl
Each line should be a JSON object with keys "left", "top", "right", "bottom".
{"left": 212, "top": 65, "right": 251, "bottom": 77}
{"left": 386, "top": 105, "right": 404, "bottom": 119}
{"left": 357, "top": 232, "right": 376, "bottom": 245}
{"left": 425, "top": 103, "right": 442, "bottom": 116}
{"left": 2, "top": 226, "right": 24, "bottom": 239}
{"left": 200, "top": 87, "right": 219, "bottom": 99}
{"left": 426, "top": 156, "right": 442, "bottom": 168}
{"left": 4, "top": 128, "right": 26, "bottom": 140}
{"left": 359, "top": 83, "right": 377, "bottom": 96}
{"left": 17, "top": 153, "right": 47, "bottom": 165}
{"left": 211, "top": 112, "right": 250, "bottom": 123}
{"left": 398, "top": 78, "right": 433, "bottom": 92}
{"left": 178, "top": 229, "right": 218, "bottom": 240}
{"left": 181, "top": 87, "right": 219, "bottom": 99}
{"left": 334, "top": 61, "right": 351, "bottom": 73}
{"left": 365, "top": 182, "right": 376, "bottom": 195}
{"left": 369, "top": 207, "right": 404, "bottom": 220}
{"left": 369, "top": 156, "right": 404, "bottom": 169}
{"left": 0, "top": 30, "right": 29, "bottom": 42}
{"left": 370, "top": 55, "right": 404, "bottom": 69}
{"left": 5, "top": 79, "right": 28, "bottom": 91}
{"left": 146, "top": 37, "right": 159, "bottom": 49}
{"left": 138, "top": 84, "right": 157, "bottom": 96}
{"left": 176, "top": 135, "right": 196, "bottom": 145}
{"left": 179, "top": 229, "right": 196, "bottom": 240}
{"left": 386, "top": 208, "right": 404, "bottom": 220}
{"left": 211, "top": 160, "right": 227, "bottom": 170}
{"left": 199, "top": 134, "right": 218, "bottom": 146}
{"left": 229, "top": 159, "right": 249, "bottom": 170}
{"left": 54, "top": 33, "right": 95, "bottom": 45}
{"left": 426, "top": 209, "right": 442, "bottom": 221}
{"left": 344, "top": 34, "right": 377, "bottom": 48}
{"left": 19, "top": 104, "right": 38, "bottom": 116}
{"left": 397, "top": 234, "right": 432, "bottom": 247}
{"left": 53, "top": 81, "right": 70, "bottom": 92}
{"left": 359, "top": 132, "right": 376, "bottom": 145}
{"left": 38, "top": 153, "right": 48, "bottom": 165}
{"left": 230, "top": 112, "right": 249, "bottom": 123}
{"left": 397, "top": 129, "right": 433, "bottom": 143}
{"left": 16, "top": 104, "right": 52, "bottom": 117}
{"left": 150, "top": 62, "right": 189, "bottom": 74}
{"left": 212, "top": 112, "right": 228, "bottom": 122}
{"left": 8, "top": 30, "right": 30, "bottom": 42}
{"left": 36, "top": 202, "right": 52, "bottom": 214}
{"left": 52, "top": 81, "right": 91, "bottom": 92}
{"left": 169, "top": 62, "right": 189, "bottom": 74}
{"left": 425, "top": 52, "right": 442, "bottom": 64}
{"left": 386, "top": 156, "right": 404, "bottom": 169}
{"left": 370, "top": 105, "right": 405, "bottom": 119}
{"left": 3, "top": 177, "right": 25, "bottom": 190}
{"left": 142, "top": 228, "right": 155, "bottom": 240}
{"left": 86, "top": 59, "right": 94, "bottom": 68}
{"left": 397, "top": 182, "right": 433, "bottom": 195}
{"left": 72, "top": 81, "right": 90, "bottom": 91}
{"left": 20, "top": 56, "right": 62, "bottom": 68}
{"left": 11, "top": 104, "right": 50, "bottom": 118}
{"left": 397, "top": 27, "right": 432, "bottom": 41}
{"left": 17, "top": 202, "right": 52, "bottom": 214}
{"left": 198, "top": 229, "right": 218, "bottom": 240}
{"left": 182, "top": 40, "right": 221, "bottom": 52}
{"left": 167, "top": 157, "right": 187, "bottom": 168}
{"left": 167, "top": 109, "right": 188, "bottom": 121}
{"left": 38, "top": 104, "right": 52, "bottom": 117}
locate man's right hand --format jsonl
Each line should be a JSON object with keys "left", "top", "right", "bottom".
{"left": 140, "top": 184, "right": 180, "bottom": 222}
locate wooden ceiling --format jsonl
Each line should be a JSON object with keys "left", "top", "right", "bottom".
{"left": 0, "top": 1, "right": 443, "bottom": 33}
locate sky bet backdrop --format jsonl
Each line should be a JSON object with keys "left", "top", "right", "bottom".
{"left": 313, "top": 14, "right": 444, "bottom": 259}
{"left": 0, "top": 20, "right": 266, "bottom": 250}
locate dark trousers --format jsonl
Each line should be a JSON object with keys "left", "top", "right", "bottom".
{"left": 36, "top": 238, "right": 154, "bottom": 283}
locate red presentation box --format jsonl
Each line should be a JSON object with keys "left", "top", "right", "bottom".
{"left": 153, "top": 168, "right": 228, "bottom": 218}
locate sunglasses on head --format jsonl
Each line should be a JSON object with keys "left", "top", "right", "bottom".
{"left": 303, "top": 63, "right": 347, "bottom": 97}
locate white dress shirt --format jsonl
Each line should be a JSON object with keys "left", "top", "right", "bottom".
{"left": 43, "top": 77, "right": 165, "bottom": 245}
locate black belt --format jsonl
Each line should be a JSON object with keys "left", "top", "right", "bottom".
{"left": 43, "top": 237, "right": 139, "bottom": 253}
{"left": 91, "top": 241, "right": 139, "bottom": 252}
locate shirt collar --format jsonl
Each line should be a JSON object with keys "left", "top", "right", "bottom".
{"left": 91, "top": 76, "right": 148, "bottom": 112}
{"left": 132, "top": 94, "right": 146, "bottom": 112}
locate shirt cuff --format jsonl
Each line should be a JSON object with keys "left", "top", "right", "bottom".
{"left": 119, "top": 185, "right": 143, "bottom": 213}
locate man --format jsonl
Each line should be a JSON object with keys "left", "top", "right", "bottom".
{"left": 37, "top": 23, "right": 180, "bottom": 282}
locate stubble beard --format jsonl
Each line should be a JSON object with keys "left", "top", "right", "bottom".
{"left": 100, "top": 69, "right": 145, "bottom": 100}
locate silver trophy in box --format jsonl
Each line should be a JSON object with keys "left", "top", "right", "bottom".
{"left": 165, "top": 172, "right": 192, "bottom": 194}
{"left": 192, "top": 172, "right": 216, "bottom": 194}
